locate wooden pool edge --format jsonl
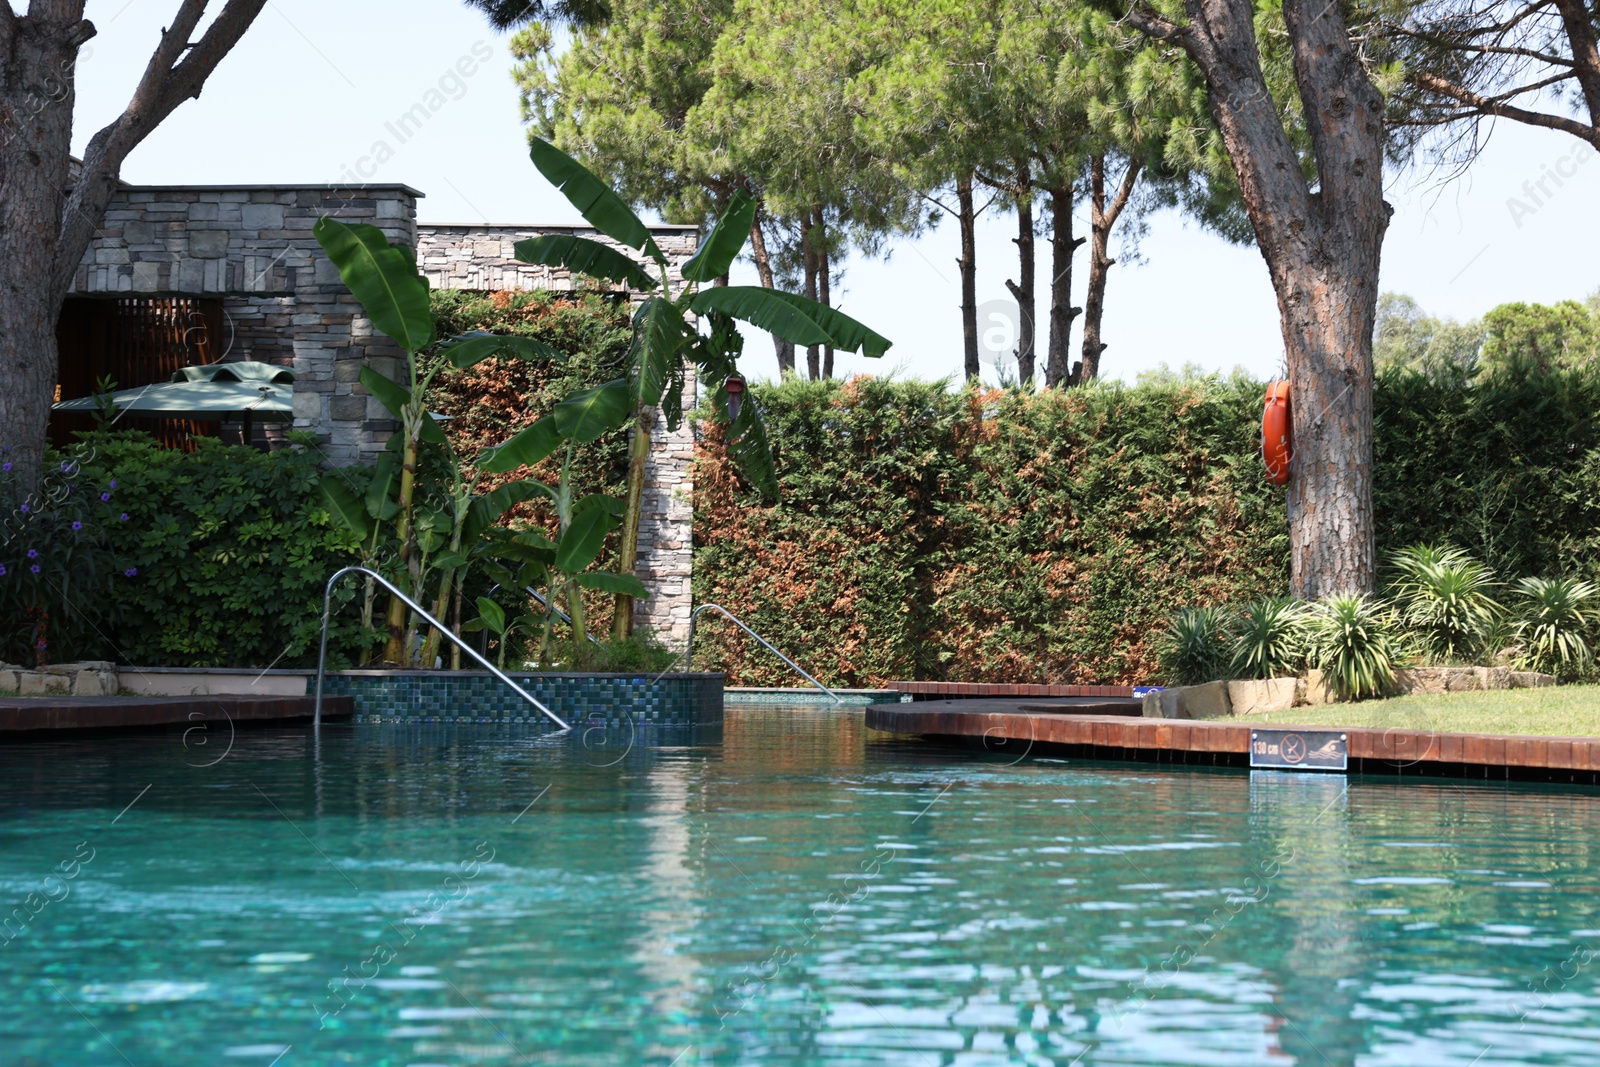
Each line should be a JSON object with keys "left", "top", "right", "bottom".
{"left": 864, "top": 704, "right": 1600, "bottom": 785}
{"left": 0, "top": 695, "right": 354, "bottom": 734}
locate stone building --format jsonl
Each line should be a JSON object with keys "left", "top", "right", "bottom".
{"left": 56, "top": 182, "right": 698, "bottom": 645}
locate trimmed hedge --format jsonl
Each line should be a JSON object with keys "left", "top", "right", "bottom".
{"left": 693, "top": 366, "right": 1600, "bottom": 687}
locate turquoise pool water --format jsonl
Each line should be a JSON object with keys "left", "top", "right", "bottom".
{"left": 2, "top": 707, "right": 1599, "bottom": 1066}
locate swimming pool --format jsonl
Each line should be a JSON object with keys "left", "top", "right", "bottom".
{"left": 2, "top": 707, "right": 1598, "bottom": 1065}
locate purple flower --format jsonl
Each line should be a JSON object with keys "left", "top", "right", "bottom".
{"left": 100, "top": 492, "right": 110, "bottom": 502}
{"left": 1, "top": 462, "right": 9, "bottom": 472}
{"left": 71, "top": 521, "right": 83, "bottom": 531}
{"left": 26, "top": 549, "right": 37, "bottom": 559}
{"left": 29, "top": 564, "right": 40, "bottom": 574}
{"left": 19, "top": 504, "right": 28, "bottom": 513}
{"left": 120, "top": 513, "right": 129, "bottom": 522}
{"left": 0, "top": 564, "right": 6, "bottom": 576}
{"left": 124, "top": 568, "right": 137, "bottom": 578}
{"left": 109, "top": 480, "right": 117, "bottom": 489}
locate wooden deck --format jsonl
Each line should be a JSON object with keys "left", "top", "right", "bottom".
{"left": 0, "top": 695, "right": 353, "bottom": 733}
{"left": 865, "top": 702, "right": 1600, "bottom": 784}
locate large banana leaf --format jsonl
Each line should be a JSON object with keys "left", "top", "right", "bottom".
{"left": 514, "top": 235, "right": 658, "bottom": 292}
{"left": 461, "top": 479, "right": 557, "bottom": 546}
{"left": 555, "top": 505, "right": 617, "bottom": 573}
{"left": 320, "top": 475, "right": 374, "bottom": 540}
{"left": 366, "top": 453, "right": 401, "bottom": 520}
{"left": 577, "top": 571, "right": 649, "bottom": 598}
{"left": 360, "top": 367, "right": 444, "bottom": 443}
{"left": 442, "top": 331, "right": 566, "bottom": 370}
{"left": 313, "top": 219, "right": 434, "bottom": 353}
{"left": 529, "top": 139, "right": 664, "bottom": 264}
{"left": 479, "top": 416, "right": 562, "bottom": 474}
{"left": 629, "top": 297, "right": 685, "bottom": 408}
{"left": 574, "top": 492, "right": 625, "bottom": 518}
{"left": 690, "top": 287, "right": 892, "bottom": 358}
{"left": 721, "top": 382, "right": 779, "bottom": 499}
{"left": 679, "top": 189, "right": 756, "bottom": 284}
{"left": 553, "top": 379, "right": 630, "bottom": 442}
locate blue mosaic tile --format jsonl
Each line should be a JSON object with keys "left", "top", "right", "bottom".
{"left": 322, "top": 671, "right": 723, "bottom": 730}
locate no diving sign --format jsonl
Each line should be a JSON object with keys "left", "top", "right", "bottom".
{"left": 1250, "top": 728, "right": 1348, "bottom": 772}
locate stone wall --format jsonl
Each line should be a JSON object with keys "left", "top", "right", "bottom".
{"left": 415, "top": 223, "right": 699, "bottom": 296}
{"left": 72, "top": 184, "right": 422, "bottom": 467}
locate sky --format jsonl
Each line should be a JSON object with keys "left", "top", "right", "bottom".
{"left": 70, "top": 0, "right": 1600, "bottom": 386}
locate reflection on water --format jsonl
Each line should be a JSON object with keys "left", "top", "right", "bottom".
{"left": 0, "top": 707, "right": 1598, "bottom": 1065}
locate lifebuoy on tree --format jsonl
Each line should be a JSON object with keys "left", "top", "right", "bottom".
{"left": 1262, "top": 380, "right": 1292, "bottom": 485}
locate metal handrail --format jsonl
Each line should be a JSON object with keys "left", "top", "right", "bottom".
{"left": 685, "top": 603, "right": 842, "bottom": 704}
{"left": 314, "top": 566, "right": 570, "bottom": 731}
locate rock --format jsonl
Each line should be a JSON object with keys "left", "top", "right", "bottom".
{"left": 0, "top": 670, "right": 18, "bottom": 696}
{"left": 1141, "top": 691, "right": 1164, "bottom": 718}
{"left": 1158, "top": 688, "right": 1185, "bottom": 719}
{"left": 1393, "top": 666, "right": 1482, "bottom": 695}
{"left": 19, "top": 671, "right": 71, "bottom": 696}
{"left": 71, "top": 669, "right": 114, "bottom": 697}
{"left": 1183, "top": 680, "right": 1232, "bottom": 720}
{"left": 1509, "top": 671, "right": 1557, "bottom": 688}
{"left": 1474, "top": 666, "right": 1511, "bottom": 691}
{"left": 1301, "top": 669, "right": 1338, "bottom": 706}
{"left": 1227, "top": 677, "right": 1298, "bottom": 715}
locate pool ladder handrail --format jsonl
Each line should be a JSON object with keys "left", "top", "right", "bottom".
{"left": 313, "top": 565, "right": 570, "bottom": 731}
{"left": 686, "top": 603, "right": 842, "bottom": 704}
{"left": 475, "top": 585, "right": 604, "bottom": 657}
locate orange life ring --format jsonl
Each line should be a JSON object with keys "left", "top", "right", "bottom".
{"left": 1262, "top": 380, "right": 1292, "bottom": 485}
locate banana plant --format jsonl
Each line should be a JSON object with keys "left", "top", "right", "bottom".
{"left": 481, "top": 377, "right": 648, "bottom": 663}
{"left": 314, "top": 217, "right": 562, "bottom": 664}
{"left": 516, "top": 139, "right": 892, "bottom": 638}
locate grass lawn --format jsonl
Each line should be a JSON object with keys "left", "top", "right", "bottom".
{"left": 1240, "top": 684, "right": 1600, "bottom": 737}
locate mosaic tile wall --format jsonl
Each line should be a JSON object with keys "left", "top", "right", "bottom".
{"left": 321, "top": 671, "right": 723, "bottom": 729}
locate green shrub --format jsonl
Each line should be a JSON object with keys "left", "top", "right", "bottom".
{"left": 1157, "top": 607, "right": 1232, "bottom": 686}
{"left": 1388, "top": 543, "right": 1503, "bottom": 664}
{"left": 1511, "top": 576, "right": 1600, "bottom": 679}
{"left": 564, "top": 632, "right": 680, "bottom": 673}
{"left": 1228, "top": 597, "right": 1308, "bottom": 679}
{"left": 1307, "top": 594, "right": 1400, "bottom": 700}
{"left": 71, "top": 431, "right": 372, "bottom": 668}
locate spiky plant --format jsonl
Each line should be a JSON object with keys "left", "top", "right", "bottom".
{"left": 1307, "top": 594, "right": 1400, "bottom": 700}
{"left": 1227, "top": 597, "right": 1309, "bottom": 679}
{"left": 1511, "top": 577, "right": 1600, "bottom": 679}
{"left": 1388, "top": 544, "right": 1503, "bottom": 664}
{"left": 1157, "top": 606, "right": 1231, "bottom": 686}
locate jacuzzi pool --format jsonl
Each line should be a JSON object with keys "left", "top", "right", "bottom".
{"left": 2, "top": 706, "right": 1597, "bottom": 1065}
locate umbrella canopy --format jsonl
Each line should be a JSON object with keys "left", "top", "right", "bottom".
{"left": 54, "top": 361, "right": 294, "bottom": 422}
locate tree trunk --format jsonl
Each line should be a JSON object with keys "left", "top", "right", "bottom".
{"left": 1080, "top": 155, "right": 1142, "bottom": 383}
{"left": 956, "top": 172, "right": 979, "bottom": 380}
{"left": 1003, "top": 160, "right": 1036, "bottom": 385}
{"left": 819, "top": 215, "right": 834, "bottom": 379}
{"left": 748, "top": 207, "right": 794, "bottom": 375}
{"left": 611, "top": 404, "right": 652, "bottom": 639}
{"left": 1125, "top": 0, "right": 1390, "bottom": 596}
{"left": 1044, "top": 182, "right": 1082, "bottom": 388}
{"left": 802, "top": 212, "right": 820, "bottom": 380}
{"left": 0, "top": 1, "right": 266, "bottom": 485}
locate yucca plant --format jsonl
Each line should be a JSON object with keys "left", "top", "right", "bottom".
{"left": 1227, "top": 597, "right": 1309, "bottom": 679}
{"left": 1157, "top": 606, "right": 1231, "bottom": 686}
{"left": 1511, "top": 576, "right": 1600, "bottom": 679}
{"left": 1307, "top": 594, "right": 1400, "bottom": 700}
{"left": 1388, "top": 543, "right": 1503, "bottom": 664}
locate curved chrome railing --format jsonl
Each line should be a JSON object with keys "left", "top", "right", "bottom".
{"left": 313, "top": 565, "right": 570, "bottom": 731}
{"left": 685, "top": 603, "right": 842, "bottom": 704}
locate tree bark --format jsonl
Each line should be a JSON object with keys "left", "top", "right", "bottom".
{"left": 956, "top": 172, "right": 979, "bottom": 380}
{"left": 0, "top": 0, "right": 267, "bottom": 485}
{"left": 1126, "top": 0, "right": 1391, "bottom": 597}
{"left": 747, "top": 207, "right": 794, "bottom": 375}
{"left": 1003, "top": 159, "right": 1036, "bottom": 385}
{"left": 1044, "top": 181, "right": 1082, "bottom": 388}
{"left": 802, "top": 211, "right": 820, "bottom": 380}
{"left": 819, "top": 215, "right": 834, "bottom": 379}
{"left": 1079, "top": 154, "right": 1142, "bottom": 383}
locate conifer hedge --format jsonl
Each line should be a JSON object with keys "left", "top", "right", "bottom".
{"left": 693, "top": 366, "right": 1600, "bottom": 687}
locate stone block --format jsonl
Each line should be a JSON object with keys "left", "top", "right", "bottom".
{"left": 0, "top": 670, "right": 17, "bottom": 695}
{"left": 131, "top": 261, "right": 161, "bottom": 292}
{"left": 187, "top": 201, "right": 220, "bottom": 222}
{"left": 72, "top": 669, "right": 107, "bottom": 696}
{"left": 189, "top": 230, "right": 231, "bottom": 259}
{"left": 1183, "top": 680, "right": 1232, "bottom": 720}
{"left": 292, "top": 391, "right": 323, "bottom": 419}
{"left": 1301, "top": 669, "right": 1338, "bottom": 706}
{"left": 95, "top": 246, "right": 130, "bottom": 265}
{"left": 242, "top": 203, "right": 285, "bottom": 230}
{"left": 1509, "top": 671, "right": 1557, "bottom": 688}
{"left": 1141, "top": 691, "right": 1163, "bottom": 718}
{"left": 1474, "top": 666, "right": 1512, "bottom": 691}
{"left": 19, "top": 671, "right": 71, "bottom": 696}
{"left": 1227, "top": 677, "right": 1298, "bottom": 715}
{"left": 329, "top": 395, "right": 367, "bottom": 421}
{"left": 175, "top": 257, "right": 205, "bottom": 292}
{"left": 332, "top": 360, "right": 362, "bottom": 383}
{"left": 122, "top": 220, "right": 154, "bottom": 245}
